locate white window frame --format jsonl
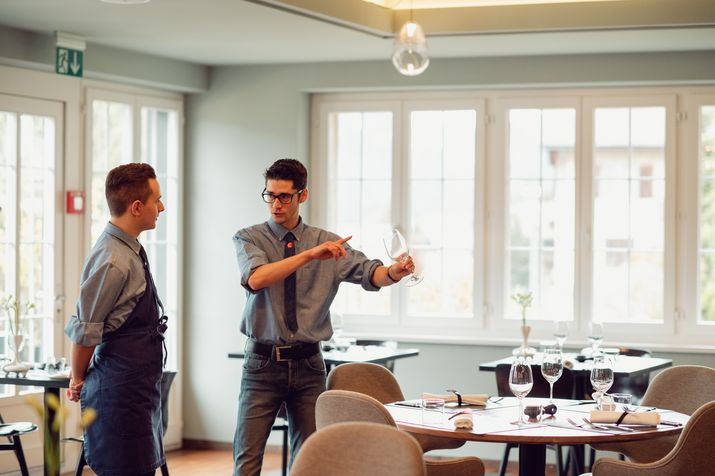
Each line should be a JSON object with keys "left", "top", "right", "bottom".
{"left": 311, "top": 87, "right": 715, "bottom": 350}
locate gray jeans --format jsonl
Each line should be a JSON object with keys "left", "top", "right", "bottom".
{"left": 233, "top": 350, "right": 327, "bottom": 476}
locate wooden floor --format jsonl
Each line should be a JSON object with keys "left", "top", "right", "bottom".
{"left": 64, "top": 447, "right": 561, "bottom": 475}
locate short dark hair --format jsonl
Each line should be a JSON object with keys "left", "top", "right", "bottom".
{"left": 105, "top": 163, "right": 157, "bottom": 217}
{"left": 264, "top": 158, "right": 307, "bottom": 191}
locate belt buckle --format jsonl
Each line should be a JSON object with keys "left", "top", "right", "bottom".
{"left": 275, "top": 345, "right": 292, "bottom": 362}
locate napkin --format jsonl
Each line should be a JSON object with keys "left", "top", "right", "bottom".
{"left": 421, "top": 392, "right": 489, "bottom": 406}
{"left": 452, "top": 413, "right": 473, "bottom": 430}
{"left": 589, "top": 410, "right": 661, "bottom": 426}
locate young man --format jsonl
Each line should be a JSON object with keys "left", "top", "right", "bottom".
{"left": 232, "top": 158, "right": 413, "bottom": 475}
{"left": 65, "top": 163, "right": 168, "bottom": 476}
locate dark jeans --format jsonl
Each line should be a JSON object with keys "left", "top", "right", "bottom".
{"left": 233, "top": 350, "right": 326, "bottom": 476}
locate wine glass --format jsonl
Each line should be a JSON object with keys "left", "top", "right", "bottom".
{"left": 553, "top": 321, "right": 569, "bottom": 351}
{"left": 382, "top": 228, "right": 423, "bottom": 287}
{"left": 540, "top": 347, "right": 563, "bottom": 404}
{"left": 509, "top": 358, "right": 533, "bottom": 425}
{"left": 590, "top": 354, "right": 614, "bottom": 409}
{"left": 587, "top": 322, "right": 604, "bottom": 355}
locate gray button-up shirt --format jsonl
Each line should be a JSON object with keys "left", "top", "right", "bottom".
{"left": 65, "top": 222, "right": 147, "bottom": 346}
{"left": 233, "top": 218, "right": 383, "bottom": 344}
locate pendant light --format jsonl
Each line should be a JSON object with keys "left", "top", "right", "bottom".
{"left": 391, "top": 1, "right": 429, "bottom": 76}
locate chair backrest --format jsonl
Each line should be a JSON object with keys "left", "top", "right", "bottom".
{"left": 160, "top": 370, "right": 177, "bottom": 436}
{"left": 326, "top": 362, "right": 405, "bottom": 404}
{"left": 642, "top": 365, "right": 715, "bottom": 414}
{"left": 291, "top": 421, "right": 426, "bottom": 476}
{"left": 593, "top": 400, "right": 715, "bottom": 476}
{"left": 495, "top": 363, "right": 575, "bottom": 399}
{"left": 316, "top": 389, "right": 397, "bottom": 430}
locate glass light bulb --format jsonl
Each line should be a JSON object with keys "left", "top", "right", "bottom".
{"left": 392, "top": 21, "right": 429, "bottom": 77}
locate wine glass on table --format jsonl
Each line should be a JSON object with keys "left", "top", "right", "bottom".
{"left": 553, "top": 321, "right": 569, "bottom": 351}
{"left": 590, "top": 354, "right": 614, "bottom": 409}
{"left": 382, "top": 228, "right": 423, "bottom": 286}
{"left": 540, "top": 347, "right": 563, "bottom": 404}
{"left": 587, "top": 322, "right": 604, "bottom": 356}
{"left": 509, "top": 358, "right": 533, "bottom": 425}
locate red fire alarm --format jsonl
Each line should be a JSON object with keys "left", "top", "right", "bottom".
{"left": 66, "top": 191, "right": 85, "bottom": 214}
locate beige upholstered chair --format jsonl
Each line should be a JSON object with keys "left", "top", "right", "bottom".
{"left": 587, "top": 400, "right": 715, "bottom": 476}
{"left": 591, "top": 364, "right": 715, "bottom": 464}
{"left": 326, "top": 362, "right": 465, "bottom": 453}
{"left": 316, "top": 389, "right": 485, "bottom": 476}
{"left": 291, "top": 421, "right": 427, "bottom": 476}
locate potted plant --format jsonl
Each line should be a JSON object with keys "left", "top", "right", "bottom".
{"left": 511, "top": 291, "right": 535, "bottom": 356}
{"left": 2, "top": 295, "right": 35, "bottom": 375}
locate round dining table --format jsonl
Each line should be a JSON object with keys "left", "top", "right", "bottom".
{"left": 386, "top": 397, "right": 688, "bottom": 476}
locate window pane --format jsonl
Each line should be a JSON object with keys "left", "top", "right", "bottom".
{"left": 91, "top": 100, "right": 132, "bottom": 245}
{"left": 592, "top": 107, "right": 666, "bottom": 323}
{"left": 699, "top": 106, "right": 715, "bottom": 322}
{"left": 330, "top": 111, "right": 394, "bottom": 317}
{"left": 507, "top": 108, "right": 575, "bottom": 321}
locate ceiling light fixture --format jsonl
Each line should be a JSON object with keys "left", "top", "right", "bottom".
{"left": 391, "top": 1, "right": 429, "bottom": 76}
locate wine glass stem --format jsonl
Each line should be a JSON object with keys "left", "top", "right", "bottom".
{"left": 518, "top": 397, "right": 524, "bottom": 424}
{"left": 549, "top": 383, "right": 554, "bottom": 404}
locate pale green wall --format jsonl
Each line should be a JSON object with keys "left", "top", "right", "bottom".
{"left": 0, "top": 25, "right": 208, "bottom": 92}
{"left": 183, "top": 55, "right": 715, "bottom": 459}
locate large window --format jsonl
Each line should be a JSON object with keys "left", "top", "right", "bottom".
{"left": 86, "top": 89, "right": 182, "bottom": 369}
{"left": 313, "top": 89, "right": 710, "bottom": 346}
{"left": 0, "top": 94, "right": 62, "bottom": 394}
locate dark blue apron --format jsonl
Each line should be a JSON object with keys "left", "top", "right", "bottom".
{"left": 81, "top": 247, "right": 168, "bottom": 476}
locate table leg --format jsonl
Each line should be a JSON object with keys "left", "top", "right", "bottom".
{"left": 44, "top": 387, "right": 60, "bottom": 476}
{"left": 518, "top": 444, "right": 546, "bottom": 476}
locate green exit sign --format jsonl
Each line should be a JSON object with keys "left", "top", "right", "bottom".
{"left": 55, "top": 47, "right": 83, "bottom": 78}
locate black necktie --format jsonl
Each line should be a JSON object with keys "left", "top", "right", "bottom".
{"left": 139, "top": 246, "right": 165, "bottom": 317}
{"left": 283, "top": 232, "right": 298, "bottom": 332}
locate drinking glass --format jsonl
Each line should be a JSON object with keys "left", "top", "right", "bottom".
{"left": 382, "top": 228, "right": 423, "bottom": 286}
{"left": 540, "top": 347, "right": 563, "bottom": 403}
{"left": 590, "top": 354, "right": 614, "bottom": 409}
{"left": 509, "top": 358, "right": 533, "bottom": 425}
{"left": 553, "top": 321, "right": 569, "bottom": 350}
{"left": 587, "top": 322, "right": 604, "bottom": 355}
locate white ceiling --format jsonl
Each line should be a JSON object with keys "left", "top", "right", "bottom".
{"left": 0, "top": 0, "right": 713, "bottom": 66}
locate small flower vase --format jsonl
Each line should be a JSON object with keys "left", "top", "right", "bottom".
{"left": 512, "top": 325, "right": 537, "bottom": 357}
{"left": 3, "top": 333, "right": 31, "bottom": 376}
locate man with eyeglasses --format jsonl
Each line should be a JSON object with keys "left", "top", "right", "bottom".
{"left": 232, "top": 158, "right": 413, "bottom": 475}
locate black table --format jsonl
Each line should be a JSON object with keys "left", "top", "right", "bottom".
{"left": 479, "top": 354, "right": 672, "bottom": 400}
{"left": 0, "top": 373, "right": 70, "bottom": 476}
{"left": 229, "top": 345, "right": 419, "bottom": 372}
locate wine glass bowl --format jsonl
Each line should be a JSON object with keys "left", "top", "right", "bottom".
{"left": 382, "top": 228, "right": 423, "bottom": 287}
{"left": 509, "top": 358, "right": 533, "bottom": 425}
{"left": 540, "top": 347, "right": 564, "bottom": 404}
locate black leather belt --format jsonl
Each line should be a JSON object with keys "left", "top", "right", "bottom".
{"left": 246, "top": 339, "right": 321, "bottom": 362}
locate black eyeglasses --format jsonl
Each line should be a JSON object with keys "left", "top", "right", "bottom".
{"left": 261, "top": 188, "right": 304, "bottom": 204}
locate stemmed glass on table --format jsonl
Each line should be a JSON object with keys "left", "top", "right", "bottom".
{"left": 587, "top": 322, "right": 604, "bottom": 356}
{"left": 590, "top": 354, "right": 614, "bottom": 409}
{"left": 540, "top": 347, "right": 564, "bottom": 404}
{"left": 382, "top": 228, "right": 423, "bottom": 287}
{"left": 509, "top": 358, "right": 533, "bottom": 425}
{"left": 553, "top": 321, "right": 569, "bottom": 351}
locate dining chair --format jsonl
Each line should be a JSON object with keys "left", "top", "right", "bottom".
{"left": 291, "top": 421, "right": 427, "bottom": 476}
{"left": 326, "top": 362, "right": 465, "bottom": 453}
{"left": 316, "top": 389, "right": 486, "bottom": 476}
{"left": 495, "top": 363, "right": 575, "bottom": 476}
{"left": 0, "top": 415, "right": 36, "bottom": 476}
{"left": 589, "top": 364, "right": 715, "bottom": 466}
{"left": 68, "top": 370, "right": 177, "bottom": 476}
{"left": 585, "top": 400, "right": 715, "bottom": 476}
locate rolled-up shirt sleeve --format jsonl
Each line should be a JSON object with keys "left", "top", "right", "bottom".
{"left": 233, "top": 229, "right": 269, "bottom": 294}
{"left": 64, "top": 261, "right": 127, "bottom": 346}
{"left": 337, "top": 245, "right": 383, "bottom": 292}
